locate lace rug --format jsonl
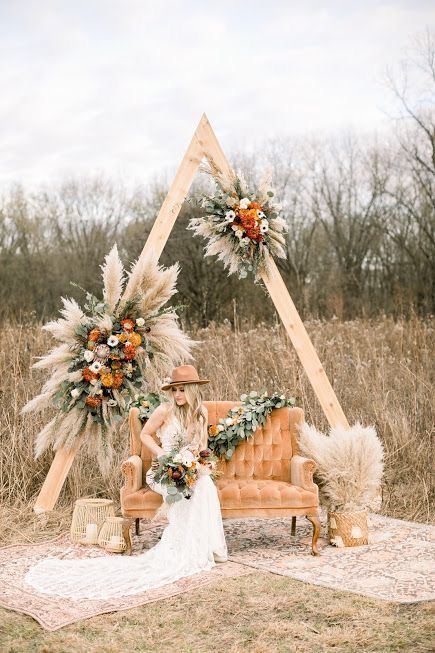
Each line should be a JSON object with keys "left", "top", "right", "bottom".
{"left": 226, "top": 511, "right": 434, "bottom": 604}
{"left": 0, "top": 527, "right": 251, "bottom": 631}
{"left": 1, "top": 512, "right": 433, "bottom": 631}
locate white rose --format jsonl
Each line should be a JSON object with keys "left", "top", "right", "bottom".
{"left": 217, "top": 424, "right": 225, "bottom": 432}
{"left": 240, "top": 394, "right": 247, "bottom": 401}
{"left": 225, "top": 417, "right": 234, "bottom": 426}
{"left": 239, "top": 198, "right": 250, "bottom": 209}
{"left": 250, "top": 390, "right": 257, "bottom": 397}
{"left": 173, "top": 453, "right": 183, "bottom": 464}
{"left": 136, "top": 317, "right": 145, "bottom": 327}
{"left": 83, "top": 350, "right": 94, "bottom": 362}
{"left": 71, "top": 388, "right": 80, "bottom": 399}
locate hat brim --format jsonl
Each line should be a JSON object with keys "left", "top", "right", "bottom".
{"left": 160, "top": 379, "right": 210, "bottom": 391}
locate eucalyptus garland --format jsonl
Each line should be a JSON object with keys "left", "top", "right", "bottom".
{"left": 207, "top": 391, "right": 296, "bottom": 459}
{"left": 131, "top": 389, "right": 296, "bottom": 461}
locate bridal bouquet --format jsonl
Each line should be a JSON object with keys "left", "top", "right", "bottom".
{"left": 188, "top": 168, "right": 288, "bottom": 280}
{"left": 153, "top": 442, "right": 218, "bottom": 504}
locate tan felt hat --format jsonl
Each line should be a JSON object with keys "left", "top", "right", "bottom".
{"left": 161, "top": 364, "right": 210, "bottom": 390}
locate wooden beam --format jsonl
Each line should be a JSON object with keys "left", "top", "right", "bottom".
{"left": 34, "top": 439, "right": 83, "bottom": 513}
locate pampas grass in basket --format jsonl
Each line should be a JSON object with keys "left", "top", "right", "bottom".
{"left": 297, "top": 422, "right": 384, "bottom": 547}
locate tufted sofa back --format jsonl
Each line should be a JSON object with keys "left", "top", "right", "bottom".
{"left": 205, "top": 401, "right": 302, "bottom": 481}
{"left": 130, "top": 401, "right": 303, "bottom": 483}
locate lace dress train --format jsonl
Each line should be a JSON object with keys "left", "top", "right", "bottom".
{"left": 24, "top": 414, "right": 228, "bottom": 600}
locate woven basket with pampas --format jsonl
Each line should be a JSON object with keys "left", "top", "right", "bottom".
{"left": 297, "top": 422, "right": 384, "bottom": 547}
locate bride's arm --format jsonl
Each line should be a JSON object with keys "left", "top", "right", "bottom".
{"left": 139, "top": 404, "right": 168, "bottom": 458}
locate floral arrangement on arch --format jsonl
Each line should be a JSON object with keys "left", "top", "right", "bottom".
{"left": 188, "top": 168, "right": 288, "bottom": 280}
{"left": 21, "top": 245, "right": 194, "bottom": 474}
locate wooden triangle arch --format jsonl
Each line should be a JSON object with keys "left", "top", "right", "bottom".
{"left": 34, "top": 113, "right": 349, "bottom": 513}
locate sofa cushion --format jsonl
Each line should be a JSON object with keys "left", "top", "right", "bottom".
{"left": 122, "top": 487, "right": 162, "bottom": 511}
{"left": 216, "top": 478, "right": 318, "bottom": 510}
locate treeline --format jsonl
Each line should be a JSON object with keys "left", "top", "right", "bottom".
{"left": 1, "top": 37, "right": 434, "bottom": 325}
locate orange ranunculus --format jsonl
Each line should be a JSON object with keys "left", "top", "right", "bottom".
{"left": 112, "top": 372, "right": 124, "bottom": 389}
{"left": 88, "top": 328, "right": 101, "bottom": 342}
{"left": 117, "top": 332, "right": 128, "bottom": 343}
{"left": 111, "top": 360, "right": 122, "bottom": 369}
{"left": 121, "top": 318, "right": 135, "bottom": 331}
{"left": 85, "top": 396, "right": 102, "bottom": 408}
{"left": 128, "top": 332, "right": 142, "bottom": 347}
{"left": 101, "top": 373, "right": 114, "bottom": 387}
{"left": 123, "top": 344, "right": 136, "bottom": 360}
{"left": 248, "top": 201, "right": 262, "bottom": 210}
{"left": 208, "top": 424, "right": 220, "bottom": 437}
{"left": 82, "top": 367, "right": 99, "bottom": 381}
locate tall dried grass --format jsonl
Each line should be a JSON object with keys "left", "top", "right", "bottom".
{"left": 0, "top": 314, "right": 433, "bottom": 544}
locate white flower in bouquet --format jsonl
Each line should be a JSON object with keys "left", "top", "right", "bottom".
{"left": 83, "top": 350, "right": 94, "bottom": 362}
{"left": 225, "top": 417, "right": 234, "bottom": 426}
{"left": 235, "top": 229, "right": 244, "bottom": 238}
{"left": 71, "top": 388, "right": 81, "bottom": 399}
{"left": 249, "top": 390, "right": 257, "bottom": 397}
{"left": 217, "top": 424, "right": 225, "bottom": 432}
{"left": 173, "top": 447, "right": 196, "bottom": 467}
{"left": 107, "top": 398, "right": 118, "bottom": 406}
{"left": 239, "top": 197, "right": 250, "bottom": 209}
{"left": 258, "top": 211, "right": 266, "bottom": 220}
{"left": 226, "top": 196, "right": 237, "bottom": 207}
{"left": 135, "top": 317, "right": 145, "bottom": 327}
{"left": 89, "top": 361, "right": 102, "bottom": 373}
{"left": 90, "top": 378, "right": 98, "bottom": 386}
{"left": 107, "top": 335, "right": 119, "bottom": 347}
{"left": 260, "top": 222, "right": 269, "bottom": 234}
{"left": 226, "top": 210, "right": 236, "bottom": 220}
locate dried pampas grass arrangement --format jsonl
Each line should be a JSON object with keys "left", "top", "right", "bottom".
{"left": 22, "top": 244, "right": 195, "bottom": 474}
{"left": 297, "top": 422, "right": 384, "bottom": 512}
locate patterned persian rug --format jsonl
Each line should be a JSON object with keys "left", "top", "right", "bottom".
{"left": 226, "top": 511, "right": 434, "bottom": 604}
{"left": 0, "top": 512, "right": 433, "bottom": 631}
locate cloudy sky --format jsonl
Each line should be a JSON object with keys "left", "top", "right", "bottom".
{"left": 1, "top": 0, "right": 434, "bottom": 189}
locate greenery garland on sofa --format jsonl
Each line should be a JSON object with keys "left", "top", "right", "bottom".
{"left": 130, "top": 390, "right": 296, "bottom": 460}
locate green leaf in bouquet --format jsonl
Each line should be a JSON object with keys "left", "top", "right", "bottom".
{"left": 166, "top": 486, "right": 178, "bottom": 495}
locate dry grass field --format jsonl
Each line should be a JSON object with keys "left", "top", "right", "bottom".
{"left": 0, "top": 315, "right": 433, "bottom": 652}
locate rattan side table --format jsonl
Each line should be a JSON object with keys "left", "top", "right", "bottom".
{"left": 70, "top": 498, "right": 115, "bottom": 544}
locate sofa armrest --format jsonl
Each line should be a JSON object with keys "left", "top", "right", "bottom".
{"left": 121, "top": 455, "right": 143, "bottom": 493}
{"left": 291, "top": 455, "right": 318, "bottom": 495}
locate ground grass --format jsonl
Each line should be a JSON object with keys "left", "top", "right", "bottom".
{"left": 1, "top": 572, "right": 434, "bottom": 653}
{"left": 0, "top": 316, "right": 433, "bottom": 651}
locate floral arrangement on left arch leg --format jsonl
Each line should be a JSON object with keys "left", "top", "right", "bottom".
{"left": 187, "top": 169, "right": 288, "bottom": 280}
{"left": 21, "top": 245, "right": 194, "bottom": 474}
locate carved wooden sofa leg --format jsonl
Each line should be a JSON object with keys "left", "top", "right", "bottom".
{"left": 135, "top": 518, "right": 140, "bottom": 536}
{"left": 291, "top": 516, "right": 296, "bottom": 536}
{"left": 306, "top": 512, "right": 321, "bottom": 556}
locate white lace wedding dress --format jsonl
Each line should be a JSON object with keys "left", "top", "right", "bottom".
{"left": 24, "top": 413, "right": 228, "bottom": 600}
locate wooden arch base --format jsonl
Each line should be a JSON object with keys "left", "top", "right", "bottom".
{"left": 34, "top": 113, "right": 349, "bottom": 513}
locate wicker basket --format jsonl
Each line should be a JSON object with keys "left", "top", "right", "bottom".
{"left": 98, "top": 516, "right": 129, "bottom": 553}
{"left": 70, "top": 498, "right": 115, "bottom": 545}
{"left": 328, "top": 510, "right": 369, "bottom": 547}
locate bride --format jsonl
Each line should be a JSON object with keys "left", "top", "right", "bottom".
{"left": 24, "top": 365, "right": 228, "bottom": 600}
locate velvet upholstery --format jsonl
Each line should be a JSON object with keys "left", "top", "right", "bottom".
{"left": 121, "top": 401, "right": 321, "bottom": 554}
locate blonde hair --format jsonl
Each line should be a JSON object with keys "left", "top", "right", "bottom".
{"left": 163, "top": 383, "right": 206, "bottom": 448}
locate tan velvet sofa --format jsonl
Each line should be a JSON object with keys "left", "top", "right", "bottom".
{"left": 121, "top": 401, "right": 321, "bottom": 555}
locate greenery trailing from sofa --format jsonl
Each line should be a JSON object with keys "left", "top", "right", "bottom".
{"left": 207, "top": 391, "right": 296, "bottom": 460}
{"left": 131, "top": 390, "right": 296, "bottom": 460}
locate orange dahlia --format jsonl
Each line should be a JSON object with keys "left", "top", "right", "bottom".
{"left": 121, "top": 318, "right": 135, "bottom": 331}
{"left": 117, "top": 332, "right": 128, "bottom": 343}
{"left": 82, "top": 367, "right": 98, "bottom": 381}
{"left": 248, "top": 201, "right": 262, "bottom": 210}
{"left": 123, "top": 344, "right": 136, "bottom": 360}
{"left": 88, "top": 328, "right": 101, "bottom": 342}
{"left": 101, "top": 373, "right": 114, "bottom": 387}
{"left": 208, "top": 424, "right": 220, "bottom": 437}
{"left": 85, "top": 396, "right": 102, "bottom": 408}
{"left": 112, "top": 372, "right": 124, "bottom": 389}
{"left": 128, "top": 332, "right": 142, "bottom": 347}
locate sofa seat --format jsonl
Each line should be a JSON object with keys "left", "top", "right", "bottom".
{"left": 216, "top": 478, "right": 318, "bottom": 510}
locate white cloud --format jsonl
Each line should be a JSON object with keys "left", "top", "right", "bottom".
{"left": 0, "top": 0, "right": 434, "bottom": 188}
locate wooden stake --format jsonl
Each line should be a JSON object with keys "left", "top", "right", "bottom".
{"left": 34, "top": 440, "right": 83, "bottom": 513}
